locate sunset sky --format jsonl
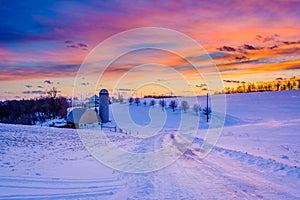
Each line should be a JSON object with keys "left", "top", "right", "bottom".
{"left": 0, "top": 0, "right": 300, "bottom": 100}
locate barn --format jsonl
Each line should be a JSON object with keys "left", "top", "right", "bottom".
{"left": 66, "top": 108, "right": 100, "bottom": 129}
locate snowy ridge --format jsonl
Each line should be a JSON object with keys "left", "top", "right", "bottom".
{"left": 190, "top": 137, "right": 300, "bottom": 178}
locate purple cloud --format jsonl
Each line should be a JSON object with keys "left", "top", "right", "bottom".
{"left": 64, "top": 40, "right": 73, "bottom": 44}
{"left": 243, "top": 44, "right": 258, "bottom": 50}
{"left": 44, "top": 80, "right": 53, "bottom": 84}
{"left": 281, "top": 40, "right": 300, "bottom": 45}
{"left": 217, "top": 46, "right": 236, "bottom": 52}
{"left": 78, "top": 43, "right": 88, "bottom": 48}
{"left": 22, "top": 90, "right": 46, "bottom": 94}
{"left": 31, "top": 90, "right": 46, "bottom": 94}
{"left": 67, "top": 45, "right": 78, "bottom": 48}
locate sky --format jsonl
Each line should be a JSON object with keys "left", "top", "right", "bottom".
{"left": 0, "top": 0, "right": 300, "bottom": 100}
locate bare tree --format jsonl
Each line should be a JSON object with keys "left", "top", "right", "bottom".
{"left": 169, "top": 100, "right": 178, "bottom": 112}
{"left": 181, "top": 101, "right": 189, "bottom": 113}
{"left": 135, "top": 97, "right": 140, "bottom": 106}
{"left": 159, "top": 99, "right": 166, "bottom": 111}
{"left": 150, "top": 99, "right": 156, "bottom": 107}
{"left": 193, "top": 104, "right": 201, "bottom": 115}
{"left": 47, "top": 87, "right": 58, "bottom": 98}
{"left": 128, "top": 97, "right": 134, "bottom": 105}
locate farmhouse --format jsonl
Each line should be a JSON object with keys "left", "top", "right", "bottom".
{"left": 85, "top": 94, "right": 99, "bottom": 109}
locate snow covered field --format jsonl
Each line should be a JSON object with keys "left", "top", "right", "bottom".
{"left": 0, "top": 90, "right": 299, "bottom": 199}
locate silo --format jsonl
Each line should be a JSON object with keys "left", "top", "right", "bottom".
{"left": 99, "top": 89, "right": 109, "bottom": 123}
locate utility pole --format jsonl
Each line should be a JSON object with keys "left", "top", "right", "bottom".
{"left": 94, "top": 95, "right": 97, "bottom": 113}
{"left": 206, "top": 93, "right": 209, "bottom": 122}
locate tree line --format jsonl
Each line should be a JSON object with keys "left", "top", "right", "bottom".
{"left": 0, "top": 96, "right": 68, "bottom": 126}
{"left": 222, "top": 77, "right": 300, "bottom": 94}
{"left": 127, "top": 98, "right": 212, "bottom": 120}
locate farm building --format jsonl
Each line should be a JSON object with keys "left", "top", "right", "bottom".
{"left": 66, "top": 108, "right": 100, "bottom": 129}
{"left": 99, "top": 89, "right": 109, "bottom": 123}
{"left": 85, "top": 95, "right": 99, "bottom": 109}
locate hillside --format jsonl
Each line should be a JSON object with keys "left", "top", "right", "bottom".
{"left": 0, "top": 90, "right": 299, "bottom": 199}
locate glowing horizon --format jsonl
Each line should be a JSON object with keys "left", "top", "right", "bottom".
{"left": 1, "top": 1, "right": 300, "bottom": 100}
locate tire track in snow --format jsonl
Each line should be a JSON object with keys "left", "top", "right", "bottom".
{"left": 116, "top": 136, "right": 158, "bottom": 199}
{"left": 0, "top": 176, "right": 124, "bottom": 200}
{"left": 152, "top": 134, "right": 200, "bottom": 200}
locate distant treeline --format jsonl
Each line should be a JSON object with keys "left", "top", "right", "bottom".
{"left": 221, "top": 77, "right": 300, "bottom": 94}
{"left": 0, "top": 96, "right": 68, "bottom": 125}
{"left": 143, "top": 95, "right": 180, "bottom": 99}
